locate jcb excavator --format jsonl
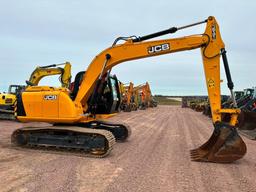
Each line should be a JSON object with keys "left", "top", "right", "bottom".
{"left": 144, "top": 82, "right": 157, "bottom": 108}
{"left": 120, "top": 82, "right": 137, "bottom": 112}
{"left": 25, "top": 62, "right": 72, "bottom": 88}
{"left": 13, "top": 16, "right": 246, "bottom": 163}
{"left": 134, "top": 82, "right": 157, "bottom": 109}
{"left": 133, "top": 84, "right": 147, "bottom": 109}
{"left": 0, "top": 62, "right": 72, "bottom": 120}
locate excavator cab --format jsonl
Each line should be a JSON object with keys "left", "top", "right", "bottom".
{"left": 90, "top": 75, "right": 121, "bottom": 114}
{"left": 70, "top": 71, "right": 121, "bottom": 114}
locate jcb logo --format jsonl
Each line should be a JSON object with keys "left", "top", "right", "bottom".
{"left": 44, "top": 95, "right": 57, "bottom": 100}
{"left": 148, "top": 43, "right": 170, "bottom": 54}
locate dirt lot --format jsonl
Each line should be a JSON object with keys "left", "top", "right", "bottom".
{"left": 0, "top": 105, "right": 256, "bottom": 192}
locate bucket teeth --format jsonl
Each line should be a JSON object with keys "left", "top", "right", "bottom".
{"left": 190, "top": 122, "right": 247, "bottom": 163}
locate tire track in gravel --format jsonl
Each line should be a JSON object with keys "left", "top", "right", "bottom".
{"left": 173, "top": 107, "right": 206, "bottom": 192}
{"left": 114, "top": 107, "right": 171, "bottom": 161}
{"left": 115, "top": 108, "right": 162, "bottom": 146}
{"left": 26, "top": 156, "right": 81, "bottom": 192}
{"left": 76, "top": 107, "right": 168, "bottom": 192}
{"left": 107, "top": 106, "right": 192, "bottom": 191}
{"left": 105, "top": 106, "right": 178, "bottom": 192}
{"left": 180, "top": 108, "right": 208, "bottom": 191}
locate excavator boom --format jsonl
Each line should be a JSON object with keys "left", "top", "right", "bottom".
{"left": 26, "top": 62, "right": 72, "bottom": 88}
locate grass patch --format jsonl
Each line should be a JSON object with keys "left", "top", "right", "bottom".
{"left": 154, "top": 96, "right": 181, "bottom": 105}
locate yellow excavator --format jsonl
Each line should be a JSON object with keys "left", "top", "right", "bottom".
{"left": 144, "top": 82, "right": 158, "bottom": 108}
{"left": 120, "top": 82, "right": 137, "bottom": 112}
{"left": 134, "top": 82, "right": 157, "bottom": 109}
{"left": 134, "top": 83, "right": 147, "bottom": 110}
{"left": 12, "top": 16, "right": 246, "bottom": 163}
{"left": 25, "top": 62, "right": 72, "bottom": 88}
{"left": 0, "top": 62, "right": 71, "bottom": 120}
{"left": 118, "top": 81, "right": 126, "bottom": 101}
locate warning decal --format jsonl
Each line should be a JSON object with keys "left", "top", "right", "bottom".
{"left": 207, "top": 79, "right": 215, "bottom": 88}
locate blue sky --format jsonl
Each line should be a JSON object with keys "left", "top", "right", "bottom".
{"left": 1, "top": 0, "right": 255, "bottom": 95}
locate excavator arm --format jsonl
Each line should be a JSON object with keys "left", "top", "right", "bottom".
{"left": 26, "top": 62, "right": 71, "bottom": 88}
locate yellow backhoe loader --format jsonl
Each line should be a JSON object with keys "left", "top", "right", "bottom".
{"left": 0, "top": 62, "right": 72, "bottom": 120}
{"left": 0, "top": 85, "right": 25, "bottom": 120}
{"left": 12, "top": 16, "right": 246, "bottom": 163}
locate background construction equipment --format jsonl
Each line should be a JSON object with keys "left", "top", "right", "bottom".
{"left": 0, "top": 62, "right": 72, "bottom": 120}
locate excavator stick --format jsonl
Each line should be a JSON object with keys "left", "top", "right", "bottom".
{"left": 190, "top": 122, "right": 246, "bottom": 163}
{"left": 190, "top": 43, "right": 247, "bottom": 163}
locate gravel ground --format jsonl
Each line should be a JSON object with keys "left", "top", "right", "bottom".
{"left": 0, "top": 105, "right": 256, "bottom": 192}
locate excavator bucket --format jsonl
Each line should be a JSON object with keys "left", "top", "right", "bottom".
{"left": 238, "top": 111, "right": 256, "bottom": 130}
{"left": 238, "top": 111, "right": 256, "bottom": 139}
{"left": 190, "top": 122, "right": 246, "bottom": 163}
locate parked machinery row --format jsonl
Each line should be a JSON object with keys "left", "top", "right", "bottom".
{"left": 183, "top": 87, "right": 256, "bottom": 139}
{"left": 119, "top": 82, "right": 157, "bottom": 112}
{"left": 0, "top": 62, "right": 71, "bottom": 120}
